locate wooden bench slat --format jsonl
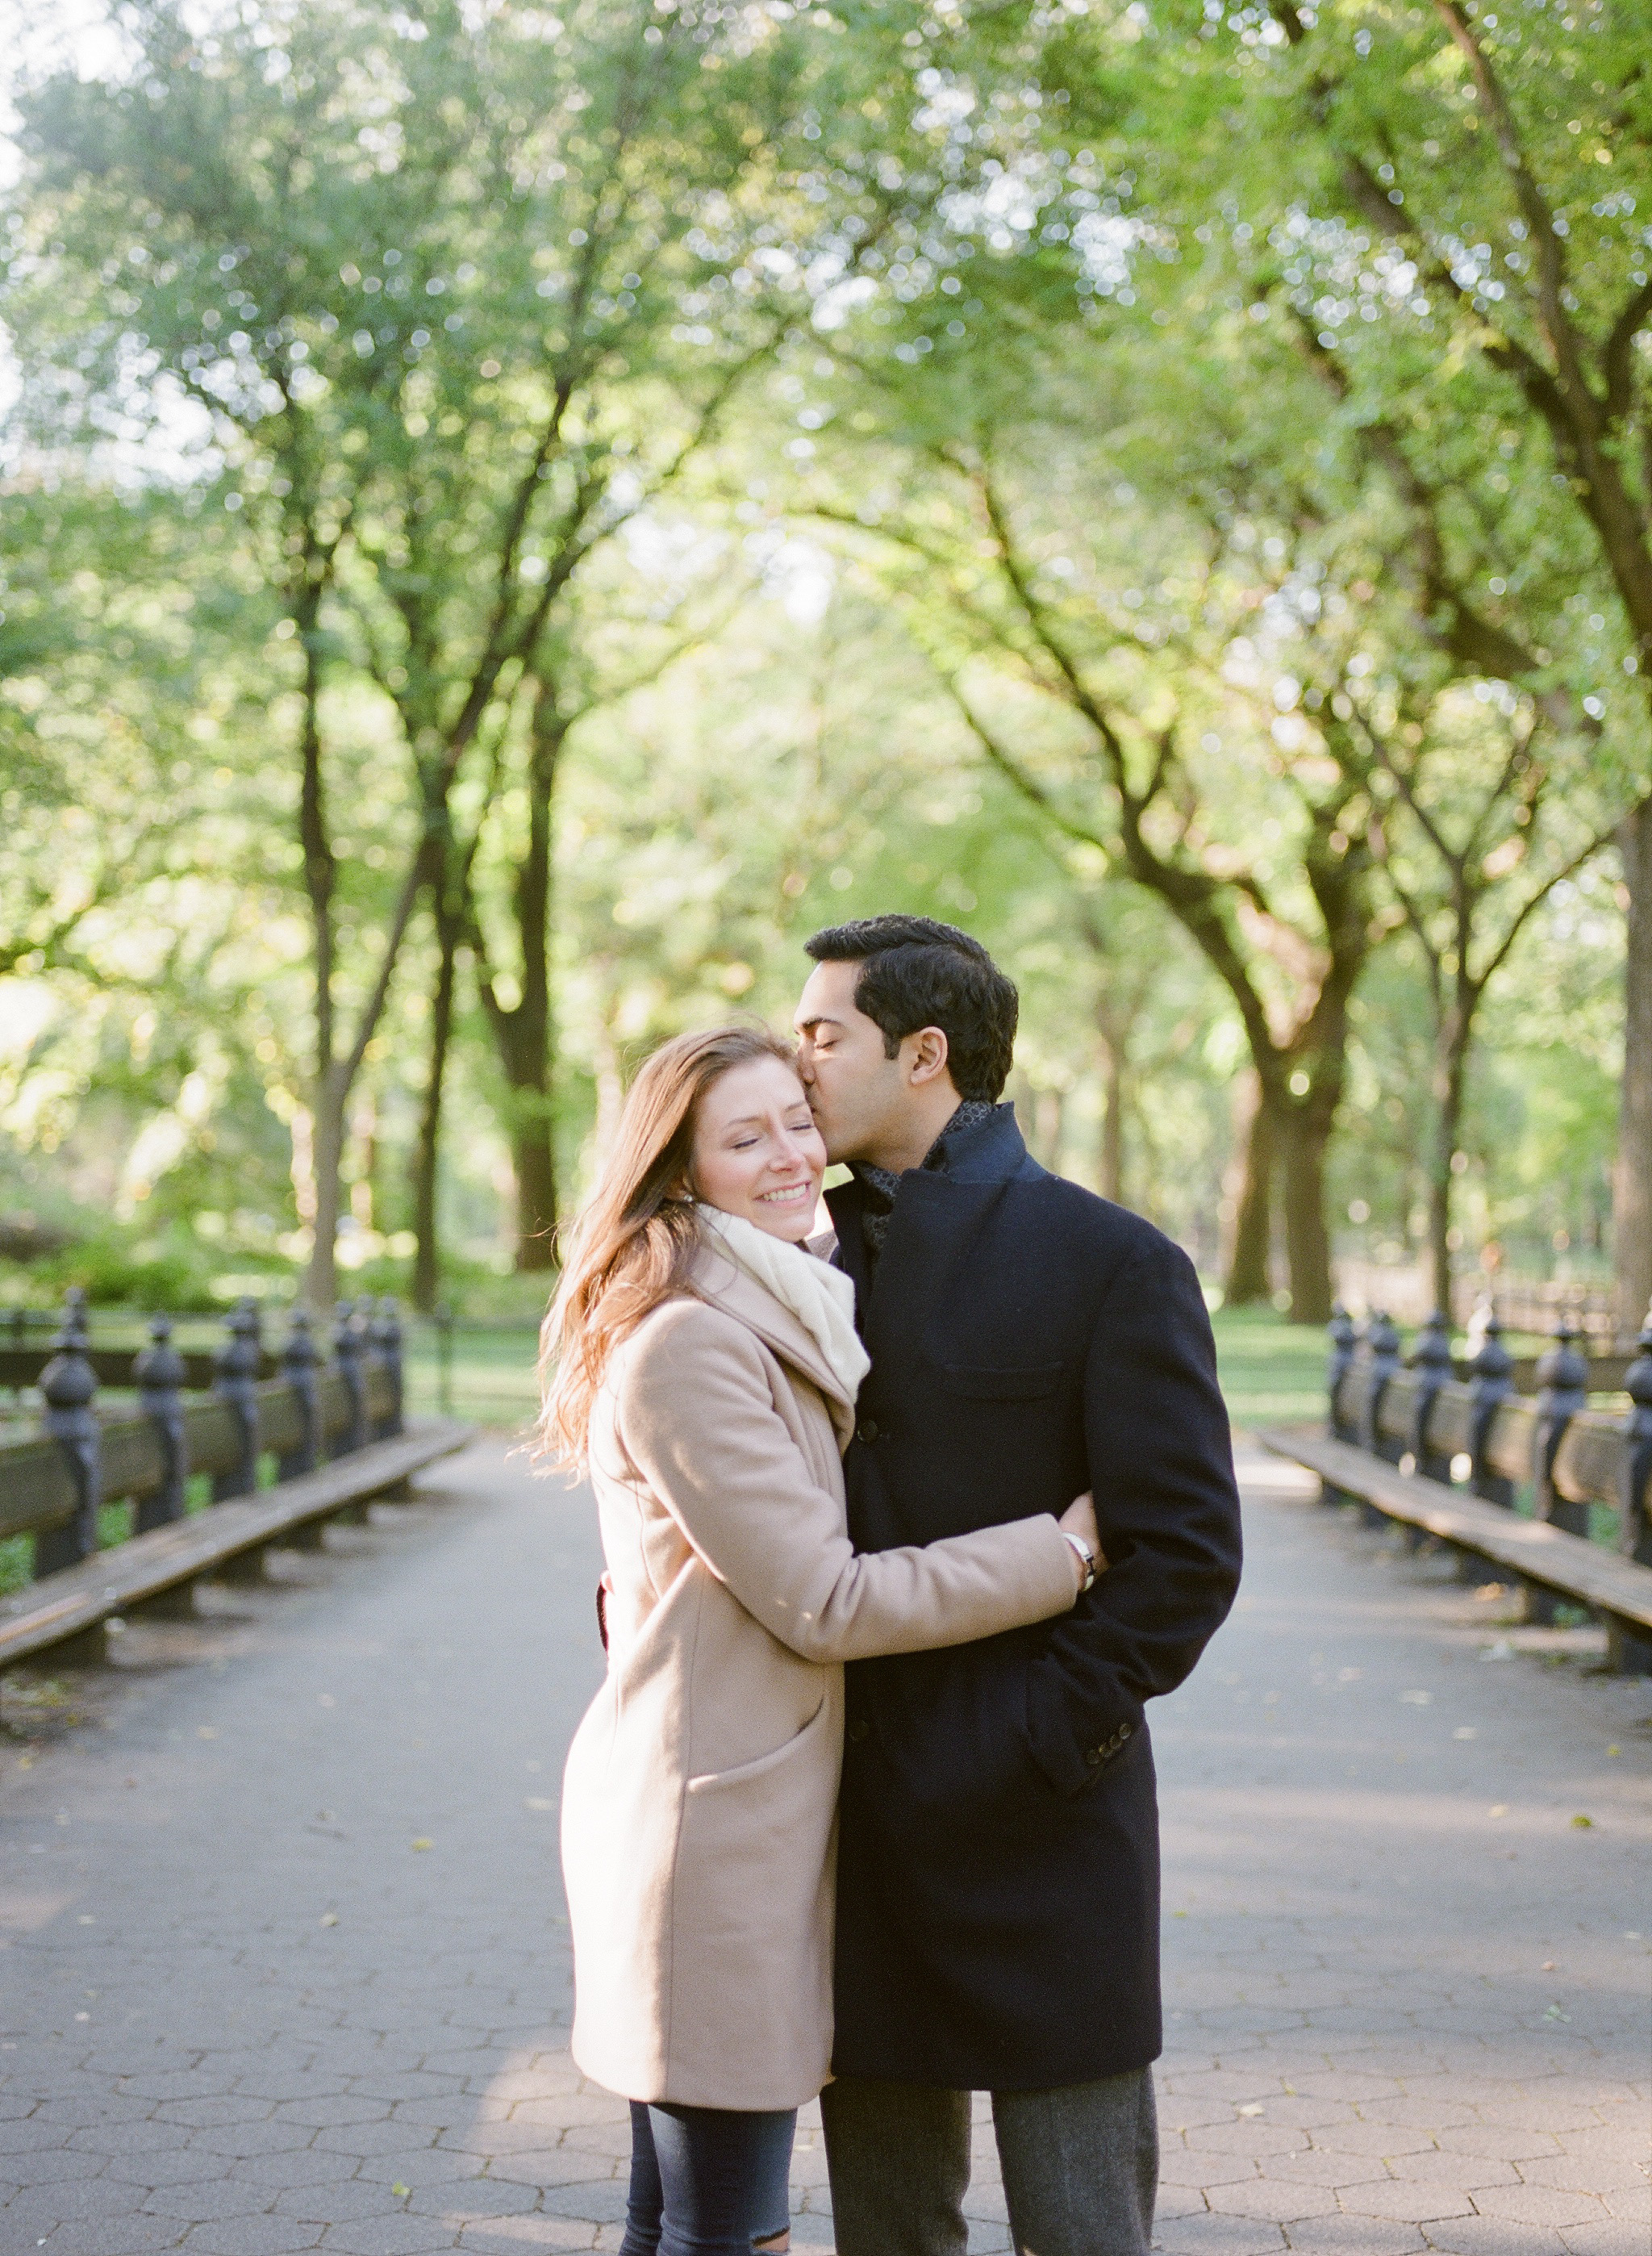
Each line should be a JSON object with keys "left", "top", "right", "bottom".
{"left": 0, "top": 1419, "right": 472, "bottom": 1669}
{"left": 1336, "top": 1367, "right": 1633, "bottom": 1514}
{"left": 0, "top": 1368, "right": 390, "bottom": 1543}
{"left": 1257, "top": 1424, "right": 1652, "bottom": 1633}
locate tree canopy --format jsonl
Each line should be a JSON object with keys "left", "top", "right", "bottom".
{"left": 2, "top": 0, "right": 1647, "bottom": 1335}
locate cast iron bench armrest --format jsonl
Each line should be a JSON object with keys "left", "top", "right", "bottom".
{"left": 0, "top": 1419, "right": 473, "bottom": 1670}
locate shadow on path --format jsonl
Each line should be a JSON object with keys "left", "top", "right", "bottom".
{"left": 0, "top": 1437, "right": 1646, "bottom": 2256}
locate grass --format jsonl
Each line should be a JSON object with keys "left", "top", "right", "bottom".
{"left": 403, "top": 1323, "right": 541, "bottom": 1431}
{"left": 398, "top": 1305, "right": 1337, "bottom": 1437}
{"left": 1208, "top": 1305, "right": 1329, "bottom": 1432}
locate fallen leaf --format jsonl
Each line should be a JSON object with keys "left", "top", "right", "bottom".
{"left": 1237, "top": 2103, "right": 1264, "bottom": 2118}
{"left": 390, "top": 2183, "right": 410, "bottom": 2200}
{"left": 1541, "top": 1961, "right": 1555, "bottom": 1971}
{"left": 1606, "top": 1744, "right": 1621, "bottom": 1757}
{"left": 319, "top": 1913, "right": 339, "bottom": 1928}
{"left": 1488, "top": 1804, "right": 1508, "bottom": 1818}
{"left": 410, "top": 1837, "right": 432, "bottom": 1852}
{"left": 1480, "top": 1639, "right": 1515, "bottom": 1661}
{"left": 1544, "top": 2003, "right": 1571, "bottom": 2021}
{"left": 1571, "top": 1814, "right": 1593, "bottom": 1828}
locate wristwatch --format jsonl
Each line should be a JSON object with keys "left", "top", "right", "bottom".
{"left": 1061, "top": 1531, "right": 1098, "bottom": 1594}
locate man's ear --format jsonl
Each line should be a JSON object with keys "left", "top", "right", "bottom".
{"left": 904, "top": 1026, "right": 952, "bottom": 1088}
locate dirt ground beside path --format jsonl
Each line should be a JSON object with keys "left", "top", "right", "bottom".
{"left": 0, "top": 1435, "right": 1647, "bottom": 2255}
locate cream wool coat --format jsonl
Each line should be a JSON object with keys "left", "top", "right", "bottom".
{"left": 560, "top": 1236, "right": 1079, "bottom": 2112}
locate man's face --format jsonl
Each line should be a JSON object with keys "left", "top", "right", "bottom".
{"left": 793, "top": 958, "right": 907, "bottom": 1164}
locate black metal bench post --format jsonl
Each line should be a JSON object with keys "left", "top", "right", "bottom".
{"left": 134, "top": 1315, "right": 189, "bottom": 1532}
{"left": 370, "top": 1298, "right": 404, "bottom": 1440}
{"left": 1357, "top": 1311, "right": 1403, "bottom": 1523}
{"left": 1468, "top": 1313, "right": 1515, "bottom": 1509}
{"left": 332, "top": 1301, "right": 367, "bottom": 1457}
{"left": 1320, "top": 1306, "right": 1357, "bottom": 1507}
{"left": 1528, "top": 1318, "right": 1590, "bottom": 1626}
{"left": 126, "top": 1314, "right": 202, "bottom": 1619}
{"left": 278, "top": 1308, "right": 323, "bottom": 1478}
{"left": 1394, "top": 1309, "right": 1454, "bottom": 1554}
{"left": 35, "top": 1289, "right": 101, "bottom": 1580}
{"left": 212, "top": 1299, "right": 264, "bottom": 1502}
{"left": 1612, "top": 1305, "right": 1652, "bottom": 1673}
{"left": 1408, "top": 1310, "right": 1454, "bottom": 1483}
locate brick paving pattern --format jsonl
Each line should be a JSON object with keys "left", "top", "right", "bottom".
{"left": 0, "top": 1436, "right": 1646, "bottom": 2255}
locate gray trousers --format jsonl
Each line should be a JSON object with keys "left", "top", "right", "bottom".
{"left": 820, "top": 2069, "right": 1158, "bottom": 2256}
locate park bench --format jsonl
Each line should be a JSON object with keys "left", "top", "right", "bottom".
{"left": 1257, "top": 1304, "right": 1652, "bottom": 1675}
{"left": 1, "top": 1289, "right": 472, "bottom": 1668}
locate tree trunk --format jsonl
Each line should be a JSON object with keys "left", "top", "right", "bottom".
{"left": 1617, "top": 794, "right": 1652, "bottom": 1340}
{"left": 1225, "top": 1081, "right": 1277, "bottom": 1305}
{"left": 1426, "top": 994, "right": 1472, "bottom": 1326}
{"left": 411, "top": 894, "right": 462, "bottom": 1314}
{"left": 296, "top": 594, "right": 340, "bottom": 1314}
{"left": 308, "top": 1076, "right": 345, "bottom": 1313}
{"left": 512, "top": 1115, "right": 559, "bottom": 1269}
{"left": 479, "top": 685, "right": 563, "bottom": 1272}
{"left": 1280, "top": 1105, "right": 1333, "bottom": 1325}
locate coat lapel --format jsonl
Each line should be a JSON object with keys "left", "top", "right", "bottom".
{"left": 825, "top": 1105, "right": 1037, "bottom": 1363}
{"left": 689, "top": 1243, "right": 857, "bottom": 1448}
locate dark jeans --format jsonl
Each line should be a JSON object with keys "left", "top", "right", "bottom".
{"left": 820, "top": 2070, "right": 1158, "bottom": 2256}
{"left": 619, "top": 2099, "right": 797, "bottom": 2256}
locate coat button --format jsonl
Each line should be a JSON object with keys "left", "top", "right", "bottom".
{"left": 848, "top": 1720, "right": 870, "bottom": 1744}
{"left": 1118, "top": 1723, "right": 1133, "bottom": 1742}
{"left": 857, "top": 1417, "right": 880, "bottom": 1443}
{"left": 1085, "top": 1747, "right": 1103, "bottom": 1766}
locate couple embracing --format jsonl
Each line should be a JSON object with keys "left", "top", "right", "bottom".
{"left": 540, "top": 917, "right": 1242, "bottom": 2256}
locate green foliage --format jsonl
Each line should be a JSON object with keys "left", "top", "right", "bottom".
{"left": 1208, "top": 1304, "right": 1329, "bottom": 1429}
{"left": 0, "top": 0, "right": 1640, "bottom": 1329}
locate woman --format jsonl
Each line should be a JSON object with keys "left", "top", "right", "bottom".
{"left": 540, "top": 1026, "right": 1101, "bottom": 2256}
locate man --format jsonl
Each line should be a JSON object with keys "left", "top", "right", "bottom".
{"left": 792, "top": 914, "right": 1241, "bottom": 2256}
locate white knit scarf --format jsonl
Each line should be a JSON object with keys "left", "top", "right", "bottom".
{"left": 695, "top": 1203, "right": 870, "bottom": 1403}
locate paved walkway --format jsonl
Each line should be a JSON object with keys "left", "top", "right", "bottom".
{"left": 0, "top": 1439, "right": 1646, "bottom": 2256}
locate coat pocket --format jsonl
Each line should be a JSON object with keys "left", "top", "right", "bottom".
{"left": 686, "top": 1694, "right": 830, "bottom": 1794}
{"left": 940, "top": 1361, "right": 1064, "bottom": 1401}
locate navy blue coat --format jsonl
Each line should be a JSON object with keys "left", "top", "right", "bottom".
{"left": 826, "top": 1104, "right": 1241, "bottom": 2091}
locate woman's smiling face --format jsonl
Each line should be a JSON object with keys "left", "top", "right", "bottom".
{"left": 688, "top": 1055, "right": 828, "bottom": 1243}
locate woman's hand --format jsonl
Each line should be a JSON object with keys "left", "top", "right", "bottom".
{"left": 1058, "top": 1490, "right": 1102, "bottom": 1590}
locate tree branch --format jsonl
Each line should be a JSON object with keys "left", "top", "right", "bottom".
{"left": 1603, "top": 275, "right": 1652, "bottom": 428}
{"left": 1475, "top": 818, "right": 1618, "bottom": 988}
{"left": 1431, "top": 1, "right": 1592, "bottom": 408}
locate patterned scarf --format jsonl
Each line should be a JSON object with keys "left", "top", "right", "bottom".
{"left": 852, "top": 1099, "right": 997, "bottom": 1262}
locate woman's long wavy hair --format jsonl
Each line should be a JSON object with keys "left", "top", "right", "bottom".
{"left": 537, "top": 1022, "right": 803, "bottom": 1471}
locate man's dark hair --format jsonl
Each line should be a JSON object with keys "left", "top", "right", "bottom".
{"left": 804, "top": 914, "right": 1018, "bottom": 1103}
